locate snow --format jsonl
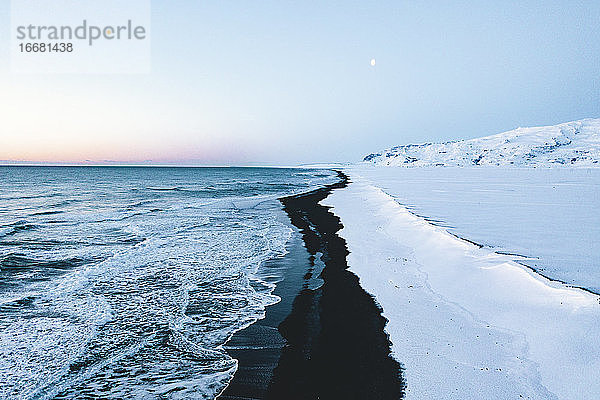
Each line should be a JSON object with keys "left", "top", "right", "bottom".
{"left": 364, "top": 118, "right": 600, "bottom": 167}
{"left": 324, "top": 172, "right": 600, "bottom": 400}
{"left": 349, "top": 166, "right": 600, "bottom": 293}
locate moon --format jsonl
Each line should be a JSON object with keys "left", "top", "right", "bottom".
{"left": 370, "top": 58, "right": 376, "bottom": 66}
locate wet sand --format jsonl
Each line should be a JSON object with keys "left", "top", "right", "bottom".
{"left": 220, "top": 171, "right": 404, "bottom": 400}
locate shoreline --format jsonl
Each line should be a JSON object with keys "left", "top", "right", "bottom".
{"left": 325, "top": 174, "right": 600, "bottom": 399}
{"left": 219, "top": 171, "right": 404, "bottom": 399}
{"left": 217, "top": 230, "right": 309, "bottom": 399}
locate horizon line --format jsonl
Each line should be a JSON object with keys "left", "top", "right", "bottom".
{"left": 0, "top": 162, "right": 346, "bottom": 168}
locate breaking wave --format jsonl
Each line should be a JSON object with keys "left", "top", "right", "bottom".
{"left": 0, "top": 166, "right": 337, "bottom": 399}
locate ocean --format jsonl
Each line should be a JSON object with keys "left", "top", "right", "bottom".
{"left": 0, "top": 166, "right": 336, "bottom": 400}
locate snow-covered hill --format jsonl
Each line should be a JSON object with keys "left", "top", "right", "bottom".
{"left": 364, "top": 119, "right": 600, "bottom": 167}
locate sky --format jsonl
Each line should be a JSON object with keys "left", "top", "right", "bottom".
{"left": 0, "top": 0, "right": 599, "bottom": 165}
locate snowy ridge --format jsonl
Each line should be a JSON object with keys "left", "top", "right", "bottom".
{"left": 364, "top": 118, "right": 600, "bottom": 167}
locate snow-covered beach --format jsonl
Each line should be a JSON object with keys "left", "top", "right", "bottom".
{"left": 321, "top": 120, "right": 600, "bottom": 399}
{"left": 2, "top": 119, "right": 598, "bottom": 399}
{"left": 348, "top": 166, "right": 600, "bottom": 293}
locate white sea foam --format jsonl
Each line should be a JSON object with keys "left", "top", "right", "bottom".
{"left": 0, "top": 167, "right": 336, "bottom": 399}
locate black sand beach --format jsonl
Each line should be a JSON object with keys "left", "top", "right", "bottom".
{"left": 220, "top": 171, "right": 404, "bottom": 400}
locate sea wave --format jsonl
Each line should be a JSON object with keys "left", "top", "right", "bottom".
{"left": 0, "top": 167, "right": 335, "bottom": 399}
